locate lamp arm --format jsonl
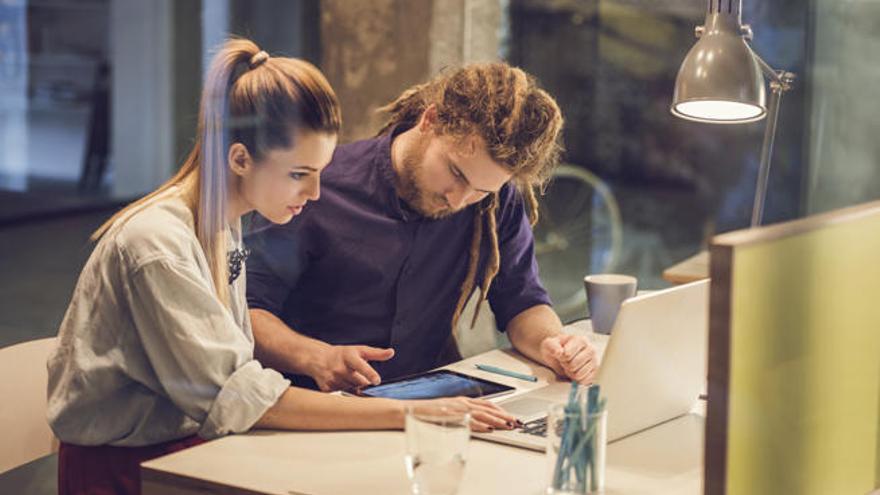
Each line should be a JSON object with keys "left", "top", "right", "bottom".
{"left": 745, "top": 44, "right": 796, "bottom": 227}
{"left": 754, "top": 51, "right": 783, "bottom": 81}
{"left": 748, "top": 46, "right": 797, "bottom": 88}
{"left": 750, "top": 81, "right": 782, "bottom": 226}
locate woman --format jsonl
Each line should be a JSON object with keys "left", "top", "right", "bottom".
{"left": 46, "top": 38, "right": 516, "bottom": 495}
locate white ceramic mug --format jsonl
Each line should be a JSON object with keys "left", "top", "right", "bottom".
{"left": 584, "top": 274, "right": 637, "bottom": 335}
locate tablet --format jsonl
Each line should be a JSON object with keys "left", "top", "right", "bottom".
{"left": 356, "top": 369, "right": 515, "bottom": 400}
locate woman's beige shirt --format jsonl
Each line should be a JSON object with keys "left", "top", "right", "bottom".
{"left": 47, "top": 193, "right": 289, "bottom": 446}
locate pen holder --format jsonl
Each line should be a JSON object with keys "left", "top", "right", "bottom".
{"left": 546, "top": 403, "right": 607, "bottom": 494}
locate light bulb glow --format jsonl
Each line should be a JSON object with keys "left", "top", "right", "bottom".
{"left": 673, "top": 100, "right": 765, "bottom": 123}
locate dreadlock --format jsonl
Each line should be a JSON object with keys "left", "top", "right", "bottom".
{"left": 377, "top": 62, "right": 563, "bottom": 334}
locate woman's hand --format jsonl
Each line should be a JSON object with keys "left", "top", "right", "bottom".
{"left": 409, "top": 397, "right": 519, "bottom": 432}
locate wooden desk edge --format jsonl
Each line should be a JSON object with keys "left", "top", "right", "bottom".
{"left": 142, "top": 464, "right": 269, "bottom": 495}
{"left": 662, "top": 270, "right": 708, "bottom": 285}
{"left": 663, "top": 250, "right": 710, "bottom": 285}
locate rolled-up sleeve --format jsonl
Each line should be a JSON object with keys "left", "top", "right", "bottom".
{"left": 488, "top": 187, "right": 553, "bottom": 330}
{"left": 126, "top": 256, "right": 290, "bottom": 439}
{"left": 198, "top": 360, "right": 289, "bottom": 438}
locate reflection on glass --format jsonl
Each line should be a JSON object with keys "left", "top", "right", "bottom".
{"left": 534, "top": 164, "right": 622, "bottom": 322}
{"left": 510, "top": 0, "right": 814, "bottom": 291}
{"left": 0, "top": 1, "right": 28, "bottom": 191}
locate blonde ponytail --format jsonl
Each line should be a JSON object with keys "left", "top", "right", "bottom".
{"left": 92, "top": 38, "right": 340, "bottom": 306}
{"left": 195, "top": 42, "right": 248, "bottom": 305}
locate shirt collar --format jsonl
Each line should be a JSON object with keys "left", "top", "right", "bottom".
{"left": 375, "top": 124, "right": 420, "bottom": 222}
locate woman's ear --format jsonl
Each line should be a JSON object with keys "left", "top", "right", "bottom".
{"left": 227, "top": 142, "right": 252, "bottom": 177}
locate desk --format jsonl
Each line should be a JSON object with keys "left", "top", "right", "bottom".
{"left": 662, "top": 250, "right": 709, "bottom": 284}
{"left": 142, "top": 323, "right": 704, "bottom": 495}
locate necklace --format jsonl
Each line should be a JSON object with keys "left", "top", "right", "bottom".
{"left": 227, "top": 247, "right": 250, "bottom": 284}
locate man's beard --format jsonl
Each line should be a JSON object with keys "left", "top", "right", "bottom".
{"left": 395, "top": 137, "right": 455, "bottom": 219}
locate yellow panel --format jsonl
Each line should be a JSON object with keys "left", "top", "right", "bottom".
{"left": 724, "top": 213, "right": 880, "bottom": 494}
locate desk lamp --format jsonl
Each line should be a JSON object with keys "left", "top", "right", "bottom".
{"left": 671, "top": 0, "right": 795, "bottom": 226}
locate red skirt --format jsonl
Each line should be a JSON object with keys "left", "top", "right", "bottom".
{"left": 58, "top": 435, "right": 206, "bottom": 495}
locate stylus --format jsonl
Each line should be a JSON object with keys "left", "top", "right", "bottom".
{"left": 474, "top": 364, "right": 538, "bottom": 382}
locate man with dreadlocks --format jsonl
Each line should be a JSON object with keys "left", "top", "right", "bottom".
{"left": 245, "top": 62, "right": 597, "bottom": 392}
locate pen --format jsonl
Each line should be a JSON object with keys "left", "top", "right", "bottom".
{"left": 475, "top": 363, "right": 538, "bottom": 382}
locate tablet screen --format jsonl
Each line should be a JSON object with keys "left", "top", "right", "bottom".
{"left": 357, "top": 370, "right": 514, "bottom": 400}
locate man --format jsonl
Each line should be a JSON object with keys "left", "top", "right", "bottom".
{"left": 245, "top": 62, "right": 597, "bottom": 391}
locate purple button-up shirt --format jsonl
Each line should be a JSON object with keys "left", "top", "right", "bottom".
{"left": 245, "top": 130, "right": 551, "bottom": 386}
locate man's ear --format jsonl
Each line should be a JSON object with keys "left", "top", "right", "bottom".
{"left": 227, "top": 143, "right": 252, "bottom": 177}
{"left": 417, "top": 104, "right": 439, "bottom": 134}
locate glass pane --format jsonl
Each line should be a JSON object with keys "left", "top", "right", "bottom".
{"left": 509, "top": 0, "right": 812, "bottom": 320}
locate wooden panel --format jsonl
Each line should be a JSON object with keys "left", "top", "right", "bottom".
{"left": 705, "top": 200, "right": 880, "bottom": 494}
{"left": 704, "top": 244, "right": 732, "bottom": 495}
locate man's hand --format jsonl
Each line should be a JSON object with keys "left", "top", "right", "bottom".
{"left": 539, "top": 334, "right": 597, "bottom": 384}
{"left": 308, "top": 345, "right": 395, "bottom": 392}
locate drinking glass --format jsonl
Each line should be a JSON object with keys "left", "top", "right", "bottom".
{"left": 404, "top": 406, "right": 470, "bottom": 495}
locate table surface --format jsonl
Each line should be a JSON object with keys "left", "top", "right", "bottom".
{"left": 142, "top": 322, "right": 705, "bottom": 495}
{"left": 662, "top": 250, "right": 710, "bottom": 285}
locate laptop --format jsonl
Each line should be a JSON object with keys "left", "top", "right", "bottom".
{"left": 474, "top": 278, "right": 710, "bottom": 451}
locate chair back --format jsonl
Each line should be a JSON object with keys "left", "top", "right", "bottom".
{"left": 0, "top": 337, "right": 58, "bottom": 473}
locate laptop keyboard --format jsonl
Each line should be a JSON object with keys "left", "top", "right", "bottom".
{"left": 518, "top": 416, "right": 548, "bottom": 437}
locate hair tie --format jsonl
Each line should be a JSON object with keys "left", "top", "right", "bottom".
{"left": 249, "top": 50, "right": 269, "bottom": 69}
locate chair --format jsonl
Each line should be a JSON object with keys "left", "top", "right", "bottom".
{"left": 533, "top": 164, "right": 622, "bottom": 322}
{"left": 0, "top": 337, "right": 58, "bottom": 474}
{"left": 456, "top": 290, "right": 505, "bottom": 359}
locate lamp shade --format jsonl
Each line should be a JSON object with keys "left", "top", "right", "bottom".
{"left": 671, "top": 6, "right": 766, "bottom": 124}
